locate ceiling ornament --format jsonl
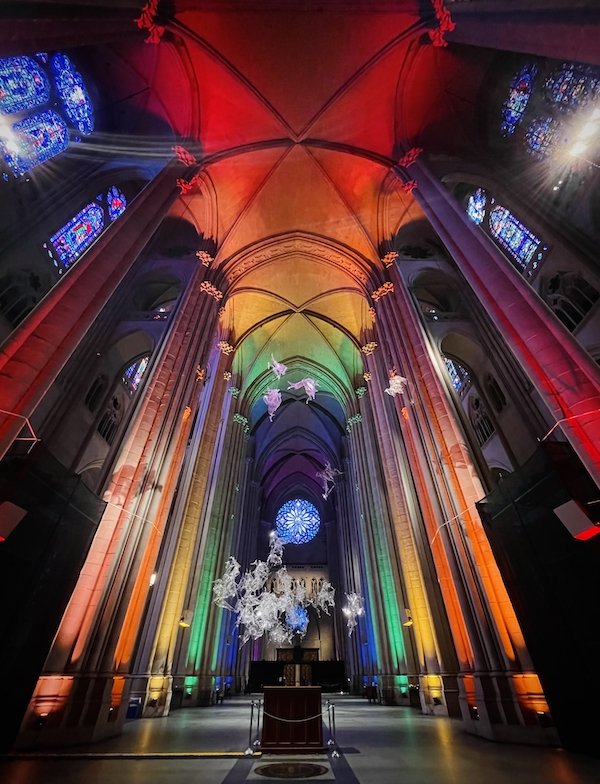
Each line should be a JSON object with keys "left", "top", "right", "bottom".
{"left": 195, "top": 366, "right": 206, "bottom": 383}
{"left": 385, "top": 370, "right": 408, "bottom": 397}
{"left": 233, "top": 413, "right": 250, "bottom": 433}
{"left": 402, "top": 180, "right": 418, "bottom": 194}
{"left": 381, "top": 251, "right": 399, "bottom": 268}
{"left": 268, "top": 355, "right": 288, "bottom": 381}
{"left": 228, "top": 386, "right": 240, "bottom": 398}
{"left": 134, "top": 0, "right": 165, "bottom": 44}
{"left": 263, "top": 388, "right": 282, "bottom": 421}
{"left": 428, "top": 1, "right": 456, "bottom": 48}
{"left": 346, "top": 413, "right": 362, "bottom": 433}
{"left": 371, "top": 282, "right": 394, "bottom": 302}
{"left": 287, "top": 378, "right": 318, "bottom": 403}
{"left": 223, "top": 371, "right": 232, "bottom": 381}
{"left": 196, "top": 250, "right": 213, "bottom": 267}
{"left": 316, "top": 462, "right": 343, "bottom": 500}
{"left": 176, "top": 173, "right": 202, "bottom": 195}
{"left": 172, "top": 145, "right": 197, "bottom": 166}
{"left": 363, "top": 372, "right": 372, "bottom": 382}
{"left": 355, "top": 387, "right": 367, "bottom": 399}
{"left": 200, "top": 281, "right": 223, "bottom": 300}
{"left": 398, "top": 147, "right": 423, "bottom": 168}
{"left": 213, "top": 534, "right": 350, "bottom": 646}
{"left": 361, "top": 342, "right": 378, "bottom": 355}
{"left": 217, "top": 340, "right": 234, "bottom": 355}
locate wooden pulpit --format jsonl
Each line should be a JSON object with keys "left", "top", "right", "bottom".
{"left": 261, "top": 686, "right": 324, "bottom": 753}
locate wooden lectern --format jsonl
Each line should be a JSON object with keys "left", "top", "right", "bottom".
{"left": 261, "top": 686, "right": 324, "bottom": 753}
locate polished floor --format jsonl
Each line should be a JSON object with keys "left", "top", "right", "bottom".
{"left": 1, "top": 697, "right": 599, "bottom": 784}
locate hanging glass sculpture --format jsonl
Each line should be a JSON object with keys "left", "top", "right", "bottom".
{"left": 276, "top": 499, "right": 320, "bottom": 545}
{"left": 500, "top": 64, "right": 536, "bottom": 137}
{"left": 0, "top": 56, "right": 50, "bottom": 114}
{"left": 2, "top": 109, "right": 69, "bottom": 175}
{"left": 47, "top": 202, "right": 104, "bottom": 269}
{"left": 107, "top": 185, "right": 127, "bottom": 221}
{"left": 466, "top": 188, "right": 486, "bottom": 225}
{"left": 51, "top": 53, "right": 94, "bottom": 135}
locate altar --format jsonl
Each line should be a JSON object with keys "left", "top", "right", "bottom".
{"left": 261, "top": 686, "right": 324, "bottom": 753}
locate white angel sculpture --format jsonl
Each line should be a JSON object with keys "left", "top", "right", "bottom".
{"left": 384, "top": 371, "right": 408, "bottom": 397}
{"left": 287, "top": 377, "right": 318, "bottom": 403}
{"left": 263, "top": 388, "right": 282, "bottom": 421}
{"left": 316, "top": 461, "right": 343, "bottom": 500}
{"left": 268, "top": 355, "right": 288, "bottom": 380}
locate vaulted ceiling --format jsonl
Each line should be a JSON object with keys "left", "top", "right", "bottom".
{"left": 111, "top": 3, "right": 491, "bottom": 511}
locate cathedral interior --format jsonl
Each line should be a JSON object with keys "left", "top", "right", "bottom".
{"left": 1, "top": 1, "right": 600, "bottom": 780}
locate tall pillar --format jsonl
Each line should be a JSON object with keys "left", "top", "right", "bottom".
{"left": 0, "top": 161, "right": 185, "bottom": 460}
{"left": 371, "top": 268, "right": 551, "bottom": 741}
{"left": 410, "top": 161, "right": 600, "bottom": 491}
{"left": 17, "top": 260, "right": 221, "bottom": 747}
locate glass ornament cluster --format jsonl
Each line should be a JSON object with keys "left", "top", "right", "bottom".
{"left": 276, "top": 498, "right": 320, "bottom": 545}
{"left": 213, "top": 534, "right": 336, "bottom": 646}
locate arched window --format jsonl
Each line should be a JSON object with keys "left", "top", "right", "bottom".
{"left": 469, "top": 396, "right": 495, "bottom": 446}
{"left": 97, "top": 396, "right": 122, "bottom": 444}
{"left": 3, "top": 110, "right": 69, "bottom": 176}
{"left": 500, "top": 64, "right": 537, "bottom": 137}
{"left": 275, "top": 499, "right": 320, "bottom": 545}
{"left": 0, "top": 51, "right": 94, "bottom": 177}
{"left": 545, "top": 63, "right": 600, "bottom": 111}
{"left": 525, "top": 115, "right": 562, "bottom": 159}
{"left": 0, "top": 56, "right": 50, "bottom": 114}
{"left": 544, "top": 272, "right": 599, "bottom": 331}
{"left": 43, "top": 185, "right": 128, "bottom": 272}
{"left": 488, "top": 205, "right": 547, "bottom": 274}
{"left": 467, "top": 188, "right": 486, "bottom": 225}
{"left": 443, "top": 357, "right": 471, "bottom": 398}
{"left": 485, "top": 375, "right": 506, "bottom": 414}
{"left": 51, "top": 53, "right": 94, "bottom": 135}
{"left": 122, "top": 355, "right": 149, "bottom": 394}
{"left": 84, "top": 375, "right": 108, "bottom": 412}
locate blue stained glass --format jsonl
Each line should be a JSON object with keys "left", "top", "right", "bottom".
{"left": 489, "top": 205, "right": 544, "bottom": 272}
{"left": 546, "top": 63, "right": 600, "bottom": 111}
{"left": 276, "top": 499, "right": 320, "bottom": 545}
{"left": 444, "top": 357, "right": 470, "bottom": 395}
{"left": 2, "top": 109, "right": 69, "bottom": 175}
{"left": 51, "top": 53, "right": 94, "bottom": 135}
{"left": 525, "top": 116, "right": 562, "bottom": 159}
{"left": 49, "top": 202, "right": 104, "bottom": 269}
{"left": 500, "top": 64, "right": 536, "bottom": 137}
{"left": 107, "top": 185, "right": 127, "bottom": 221}
{"left": 467, "top": 188, "right": 486, "bottom": 225}
{"left": 0, "top": 56, "right": 50, "bottom": 114}
{"left": 286, "top": 605, "right": 309, "bottom": 633}
{"left": 123, "top": 356, "right": 149, "bottom": 392}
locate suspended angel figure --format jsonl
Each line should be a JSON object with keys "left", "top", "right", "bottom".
{"left": 263, "top": 388, "right": 282, "bottom": 421}
{"left": 288, "top": 377, "right": 319, "bottom": 403}
{"left": 316, "top": 461, "right": 343, "bottom": 500}
{"left": 268, "top": 355, "right": 288, "bottom": 380}
{"left": 384, "top": 369, "right": 408, "bottom": 397}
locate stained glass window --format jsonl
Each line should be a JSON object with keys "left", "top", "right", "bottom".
{"left": 107, "top": 185, "right": 127, "bottom": 221}
{"left": 123, "top": 356, "right": 149, "bottom": 393}
{"left": 546, "top": 63, "right": 600, "bottom": 111}
{"left": 467, "top": 188, "right": 486, "bottom": 225}
{"left": 488, "top": 205, "right": 546, "bottom": 273}
{"left": 2, "top": 109, "right": 69, "bottom": 176}
{"left": 525, "top": 116, "right": 562, "bottom": 159}
{"left": 0, "top": 56, "right": 50, "bottom": 114}
{"left": 276, "top": 499, "right": 320, "bottom": 545}
{"left": 443, "top": 357, "right": 470, "bottom": 397}
{"left": 46, "top": 202, "right": 104, "bottom": 270}
{"left": 501, "top": 64, "right": 536, "bottom": 137}
{"left": 51, "top": 53, "right": 94, "bottom": 135}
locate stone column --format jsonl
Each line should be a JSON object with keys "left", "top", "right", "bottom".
{"left": 0, "top": 161, "right": 185, "bottom": 460}
{"left": 372, "top": 270, "right": 549, "bottom": 740}
{"left": 410, "top": 160, "right": 600, "bottom": 492}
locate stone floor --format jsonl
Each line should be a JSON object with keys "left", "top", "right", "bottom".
{"left": 1, "top": 696, "right": 599, "bottom": 784}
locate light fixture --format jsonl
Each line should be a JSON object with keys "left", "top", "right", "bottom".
{"left": 179, "top": 609, "right": 193, "bottom": 628}
{"left": 401, "top": 608, "right": 413, "bottom": 627}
